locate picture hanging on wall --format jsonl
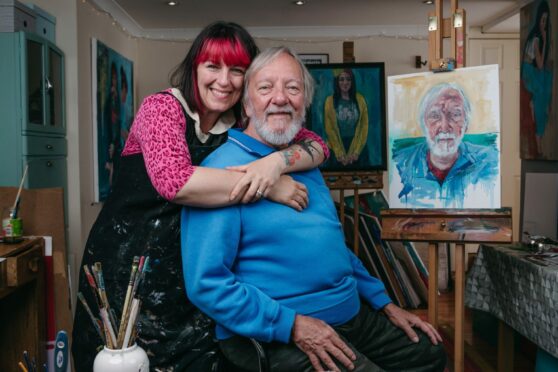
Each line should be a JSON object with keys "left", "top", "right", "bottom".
{"left": 299, "top": 54, "right": 329, "bottom": 65}
{"left": 520, "top": 0, "right": 557, "bottom": 160}
{"left": 91, "top": 38, "right": 134, "bottom": 202}
{"left": 306, "top": 63, "right": 387, "bottom": 172}
{"left": 387, "top": 65, "right": 501, "bottom": 209}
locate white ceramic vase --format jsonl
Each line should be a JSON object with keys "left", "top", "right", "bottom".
{"left": 93, "top": 343, "right": 149, "bottom": 372}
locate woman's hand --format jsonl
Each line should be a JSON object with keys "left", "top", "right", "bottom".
{"left": 267, "top": 175, "right": 309, "bottom": 211}
{"left": 228, "top": 152, "right": 286, "bottom": 203}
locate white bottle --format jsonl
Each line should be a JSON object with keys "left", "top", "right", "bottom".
{"left": 93, "top": 343, "right": 149, "bottom": 372}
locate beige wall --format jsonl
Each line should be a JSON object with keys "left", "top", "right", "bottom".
{"left": 137, "top": 36, "right": 430, "bottom": 102}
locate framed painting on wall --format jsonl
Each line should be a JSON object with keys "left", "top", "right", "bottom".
{"left": 299, "top": 54, "right": 329, "bottom": 65}
{"left": 387, "top": 65, "right": 501, "bottom": 209}
{"left": 520, "top": 0, "right": 557, "bottom": 160}
{"left": 91, "top": 38, "right": 134, "bottom": 202}
{"left": 306, "top": 62, "right": 387, "bottom": 172}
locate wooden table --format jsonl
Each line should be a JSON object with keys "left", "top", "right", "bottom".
{"left": 0, "top": 237, "right": 45, "bottom": 371}
{"left": 381, "top": 208, "right": 512, "bottom": 372}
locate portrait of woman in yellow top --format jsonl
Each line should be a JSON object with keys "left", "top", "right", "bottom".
{"left": 306, "top": 62, "right": 387, "bottom": 172}
{"left": 324, "top": 68, "right": 369, "bottom": 167}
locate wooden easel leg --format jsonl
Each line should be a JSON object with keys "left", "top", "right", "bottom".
{"left": 353, "top": 190, "right": 359, "bottom": 255}
{"left": 498, "top": 320, "right": 514, "bottom": 372}
{"left": 454, "top": 243, "right": 465, "bottom": 372}
{"left": 339, "top": 190, "right": 345, "bottom": 230}
{"left": 428, "top": 243, "right": 439, "bottom": 328}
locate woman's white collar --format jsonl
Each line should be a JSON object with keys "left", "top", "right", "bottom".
{"left": 170, "top": 88, "right": 236, "bottom": 143}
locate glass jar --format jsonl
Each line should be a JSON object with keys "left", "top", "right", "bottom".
{"left": 1, "top": 207, "right": 23, "bottom": 244}
{"left": 93, "top": 343, "right": 149, "bottom": 372}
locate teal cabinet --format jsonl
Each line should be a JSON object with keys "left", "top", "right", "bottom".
{"left": 0, "top": 31, "right": 66, "bottom": 196}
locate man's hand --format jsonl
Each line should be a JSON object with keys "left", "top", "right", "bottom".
{"left": 267, "top": 175, "right": 308, "bottom": 211}
{"left": 291, "top": 314, "right": 356, "bottom": 372}
{"left": 382, "top": 303, "right": 442, "bottom": 345}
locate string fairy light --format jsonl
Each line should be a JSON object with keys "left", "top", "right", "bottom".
{"left": 80, "top": 0, "right": 427, "bottom": 43}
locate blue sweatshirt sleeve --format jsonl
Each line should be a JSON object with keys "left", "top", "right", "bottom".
{"left": 181, "top": 206, "right": 296, "bottom": 343}
{"left": 348, "top": 250, "right": 392, "bottom": 310}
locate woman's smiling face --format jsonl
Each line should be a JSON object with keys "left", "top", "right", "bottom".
{"left": 196, "top": 60, "right": 246, "bottom": 115}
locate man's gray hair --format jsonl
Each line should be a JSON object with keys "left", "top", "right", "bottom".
{"left": 242, "top": 46, "right": 315, "bottom": 109}
{"left": 418, "top": 82, "right": 472, "bottom": 133}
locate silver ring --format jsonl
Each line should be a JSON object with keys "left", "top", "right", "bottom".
{"left": 256, "top": 190, "right": 263, "bottom": 197}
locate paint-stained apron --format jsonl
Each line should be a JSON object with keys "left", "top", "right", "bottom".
{"left": 72, "top": 94, "right": 228, "bottom": 371}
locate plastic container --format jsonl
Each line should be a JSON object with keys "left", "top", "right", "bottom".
{"left": 93, "top": 343, "right": 149, "bottom": 372}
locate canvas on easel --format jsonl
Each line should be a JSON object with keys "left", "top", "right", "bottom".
{"left": 387, "top": 65, "right": 501, "bottom": 209}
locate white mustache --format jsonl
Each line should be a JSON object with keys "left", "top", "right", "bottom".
{"left": 265, "top": 105, "right": 295, "bottom": 117}
{"left": 435, "top": 132, "right": 457, "bottom": 142}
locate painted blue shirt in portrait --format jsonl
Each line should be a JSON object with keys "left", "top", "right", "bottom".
{"left": 391, "top": 137, "right": 499, "bottom": 208}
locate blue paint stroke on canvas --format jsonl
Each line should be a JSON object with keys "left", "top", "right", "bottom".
{"left": 392, "top": 133, "right": 499, "bottom": 208}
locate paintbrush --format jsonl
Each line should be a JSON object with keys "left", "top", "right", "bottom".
{"left": 116, "top": 256, "right": 140, "bottom": 348}
{"left": 77, "top": 292, "right": 105, "bottom": 342}
{"left": 83, "top": 265, "right": 103, "bottom": 311}
{"left": 93, "top": 262, "right": 118, "bottom": 332}
{"left": 10, "top": 165, "right": 28, "bottom": 219}
{"left": 122, "top": 298, "right": 141, "bottom": 348}
{"left": 99, "top": 307, "right": 117, "bottom": 348}
{"left": 131, "top": 256, "right": 148, "bottom": 300}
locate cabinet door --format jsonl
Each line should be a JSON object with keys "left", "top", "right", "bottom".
{"left": 46, "top": 42, "right": 65, "bottom": 134}
{"left": 22, "top": 33, "right": 65, "bottom": 135}
{"left": 24, "top": 34, "right": 46, "bottom": 132}
{"left": 24, "top": 156, "right": 67, "bottom": 189}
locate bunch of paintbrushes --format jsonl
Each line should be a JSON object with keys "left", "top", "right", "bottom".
{"left": 77, "top": 256, "right": 150, "bottom": 349}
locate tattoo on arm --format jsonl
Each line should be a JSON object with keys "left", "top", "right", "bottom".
{"left": 281, "top": 140, "right": 320, "bottom": 166}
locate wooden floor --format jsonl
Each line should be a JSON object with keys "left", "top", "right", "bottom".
{"left": 410, "top": 290, "right": 537, "bottom": 372}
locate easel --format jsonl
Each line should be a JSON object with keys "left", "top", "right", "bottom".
{"left": 381, "top": 209, "right": 512, "bottom": 372}
{"left": 380, "top": 2, "right": 513, "bottom": 372}
{"left": 428, "top": 0, "right": 466, "bottom": 69}
{"left": 324, "top": 41, "right": 383, "bottom": 256}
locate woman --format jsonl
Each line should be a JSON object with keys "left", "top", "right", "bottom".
{"left": 520, "top": 0, "right": 552, "bottom": 158}
{"left": 72, "top": 21, "right": 328, "bottom": 371}
{"left": 324, "top": 68, "right": 369, "bottom": 168}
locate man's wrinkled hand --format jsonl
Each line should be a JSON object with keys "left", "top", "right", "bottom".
{"left": 382, "top": 303, "right": 442, "bottom": 345}
{"left": 267, "top": 175, "right": 308, "bottom": 211}
{"left": 291, "top": 314, "right": 356, "bottom": 372}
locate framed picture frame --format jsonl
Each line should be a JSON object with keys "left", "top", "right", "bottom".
{"left": 306, "top": 62, "right": 387, "bottom": 172}
{"left": 299, "top": 53, "right": 329, "bottom": 65}
{"left": 91, "top": 38, "right": 134, "bottom": 202}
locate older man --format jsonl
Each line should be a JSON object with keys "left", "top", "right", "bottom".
{"left": 392, "top": 82, "right": 499, "bottom": 208}
{"left": 181, "top": 47, "right": 446, "bottom": 372}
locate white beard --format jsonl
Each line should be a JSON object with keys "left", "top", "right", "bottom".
{"left": 427, "top": 132, "right": 463, "bottom": 157}
{"left": 251, "top": 104, "right": 305, "bottom": 146}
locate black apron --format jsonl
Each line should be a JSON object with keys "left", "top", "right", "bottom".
{"left": 72, "top": 92, "right": 228, "bottom": 371}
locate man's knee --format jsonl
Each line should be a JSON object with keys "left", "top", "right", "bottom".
{"left": 415, "top": 334, "right": 447, "bottom": 372}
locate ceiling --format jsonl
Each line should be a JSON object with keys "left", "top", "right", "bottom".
{"left": 92, "top": 0, "right": 531, "bottom": 40}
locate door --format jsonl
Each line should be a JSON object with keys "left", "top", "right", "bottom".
{"left": 468, "top": 38, "right": 521, "bottom": 240}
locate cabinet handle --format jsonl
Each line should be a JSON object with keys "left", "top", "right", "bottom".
{"left": 28, "top": 257, "right": 40, "bottom": 273}
{"left": 46, "top": 144, "right": 53, "bottom": 150}
{"left": 45, "top": 77, "right": 53, "bottom": 93}
{"left": 46, "top": 161, "right": 53, "bottom": 167}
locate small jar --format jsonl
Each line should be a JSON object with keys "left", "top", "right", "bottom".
{"left": 1, "top": 207, "right": 23, "bottom": 244}
{"left": 93, "top": 343, "right": 149, "bottom": 372}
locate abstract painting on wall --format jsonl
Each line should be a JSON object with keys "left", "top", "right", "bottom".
{"left": 387, "top": 65, "right": 501, "bottom": 209}
{"left": 91, "top": 38, "right": 134, "bottom": 202}
{"left": 520, "top": 0, "right": 557, "bottom": 160}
